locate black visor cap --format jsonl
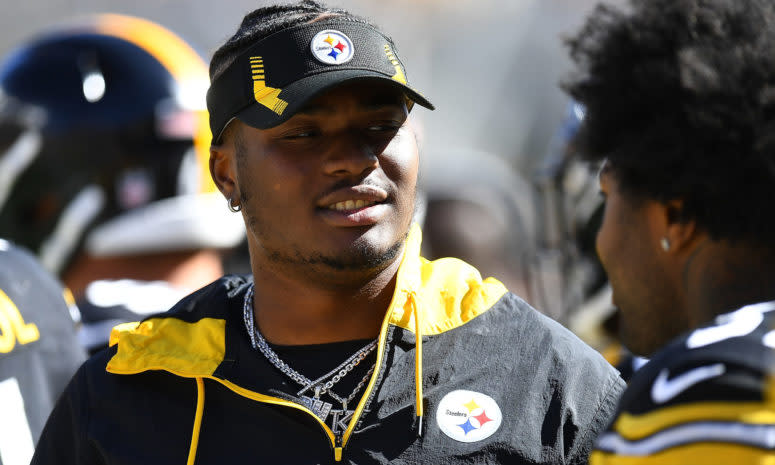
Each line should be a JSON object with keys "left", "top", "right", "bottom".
{"left": 206, "top": 20, "right": 433, "bottom": 142}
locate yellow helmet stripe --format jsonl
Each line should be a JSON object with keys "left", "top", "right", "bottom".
{"left": 93, "top": 14, "right": 206, "bottom": 82}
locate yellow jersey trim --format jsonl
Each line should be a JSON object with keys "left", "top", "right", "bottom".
{"left": 590, "top": 442, "right": 775, "bottom": 465}
{"left": 614, "top": 401, "right": 775, "bottom": 441}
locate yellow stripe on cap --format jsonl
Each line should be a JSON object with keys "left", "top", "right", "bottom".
{"left": 249, "top": 56, "right": 288, "bottom": 115}
{"left": 383, "top": 44, "right": 407, "bottom": 85}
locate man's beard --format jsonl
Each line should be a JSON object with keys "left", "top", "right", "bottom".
{"left": 244, "top": 199, "right": 408, "bottom": 273}
{"left": 265, "top": 235, "right": 406, "bottom": 271}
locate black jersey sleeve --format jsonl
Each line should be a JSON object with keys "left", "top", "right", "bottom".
{"left": 590, "top": 302, "right": 775, "bottom": 464}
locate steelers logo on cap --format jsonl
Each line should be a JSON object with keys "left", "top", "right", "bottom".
{"left": 310, "top": 30, "right": 354, "bottom": 65}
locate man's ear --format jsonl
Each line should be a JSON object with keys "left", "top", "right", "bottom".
{"left": 660, "top": 199, "right": 700, "bottom": 255}
{"left": 210, "top": 139, "right": 237, "bottom": 201}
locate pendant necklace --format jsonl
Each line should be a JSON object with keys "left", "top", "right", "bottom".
{"left": 243, "top": 284, "right": 377, "bottom": 430}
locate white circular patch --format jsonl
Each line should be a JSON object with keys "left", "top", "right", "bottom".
{"left": 436, "top": 390, "right": 503, "bottom": 443}
{"left": 310, "top": 30, "right": 354, "bottom": 65}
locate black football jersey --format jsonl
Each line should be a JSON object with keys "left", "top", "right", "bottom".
{"left": 591, "top": 301, "right": 775, "bottom": 464}
{"left": 0, "top": 239, "right": 86, "bottom": 465}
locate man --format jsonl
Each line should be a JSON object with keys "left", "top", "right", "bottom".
{"left": 32, "top": 2, "right": 624, "bottom": 464}
{"left": 0, "top": 240, "right": 85, "bottom": 465}
{"left": 0, "top": 14, "right": 245, "bottom": 354}
{"left": 563, "top": 0, "right": 775, "bottom": 462}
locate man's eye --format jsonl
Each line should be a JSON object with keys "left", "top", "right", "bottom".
{"left": 281, "top": 129, "right": 318, "bottom": 140}
{"left": 366, "top": 123, "right": 401, "bottom": 133}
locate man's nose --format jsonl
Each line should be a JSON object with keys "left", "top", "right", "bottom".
{"left": 322, "top": 133, "right": 379, "bottom": 177}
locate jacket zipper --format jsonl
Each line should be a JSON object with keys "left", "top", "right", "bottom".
{"left": 334, "top": 433, "right": 344, "bottom": 461}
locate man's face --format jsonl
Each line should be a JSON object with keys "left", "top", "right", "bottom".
{"left": 597, "top": 167, "right": 688, "bottom": 356}
{"left": 232, "top": 81, "right": 418, "bottom": 281}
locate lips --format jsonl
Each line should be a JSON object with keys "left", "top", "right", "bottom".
{"left": 316, "top": 185, "right": 390, "bottom": 226}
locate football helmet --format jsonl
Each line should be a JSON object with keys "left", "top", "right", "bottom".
{"left": 0, "top": 14, "right": 244, "bottom": 274}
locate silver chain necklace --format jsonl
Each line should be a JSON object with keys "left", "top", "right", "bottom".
{"left": 242, "top": 284, "right": 377, "bottom": 425}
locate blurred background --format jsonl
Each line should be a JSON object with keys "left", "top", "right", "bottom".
{"left": 0, "top": 0, "right": 624, "bottom": 348}
{"left": 0, "top": 0, "right": 604, "bottom": 173}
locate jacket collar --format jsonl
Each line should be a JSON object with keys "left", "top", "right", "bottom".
{"left": 106, "top": 223, "right": 508, "bottom": 377}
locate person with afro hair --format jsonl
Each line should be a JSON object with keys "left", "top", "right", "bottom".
{"left": 564, "top": 0, "right": 775, "bottom": 462}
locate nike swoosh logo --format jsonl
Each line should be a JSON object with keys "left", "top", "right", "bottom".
{"left": 651, "top": 363, "right": 726, "bottom": 404}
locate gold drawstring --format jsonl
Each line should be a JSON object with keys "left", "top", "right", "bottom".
{"left": 408, "top": 291, "right": 424, "bottom": 436}
{"left": 183, "top": 292, "right": 424, "bottom": 462}
{"left": 187, "top": 377, "right": 205, "bottom": 465}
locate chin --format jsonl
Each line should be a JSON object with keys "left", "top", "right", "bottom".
{"left": 623, "top": 339, "right": 658, "bottom": 358}
{"left": 620, "top": 323, "right": 666, "bottom": 358}
{"left": 318, "top": 237, "right": 404, "bottom": 272}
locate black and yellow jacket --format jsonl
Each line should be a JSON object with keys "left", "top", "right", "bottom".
{"left": 32, "top": 226, "right": 624, "bottom": 464}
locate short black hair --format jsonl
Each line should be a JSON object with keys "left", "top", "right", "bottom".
{"left": 209, "top": 0, "right": 374, "bottom": 83}
{"left": 564, "top": 0, "right": 775, "bottom": 246}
